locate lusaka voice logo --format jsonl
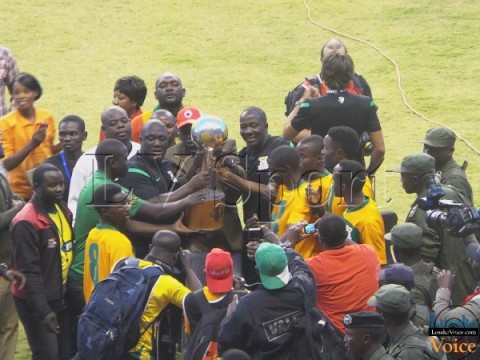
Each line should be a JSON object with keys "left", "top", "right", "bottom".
{"left": 429, "top": 304, "right": 480, "bottom": 359}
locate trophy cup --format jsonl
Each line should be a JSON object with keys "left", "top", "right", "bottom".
{"left": 185, "top": 115, "right": 227, "bottom": 230}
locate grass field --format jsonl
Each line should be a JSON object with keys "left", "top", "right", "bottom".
{"left": 2, "top": 0, "right": 480, "bottom": 358}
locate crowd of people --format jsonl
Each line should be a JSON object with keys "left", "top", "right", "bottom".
{"left": 0, "top": 38, "right": 479, "bottom": 360}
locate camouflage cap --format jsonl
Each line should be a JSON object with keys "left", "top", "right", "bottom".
{"left": 343, "top": 311, "right": 386, "bottom": 329}
{"left": 423, "top": 127, "right": 456, "bottom": 148}
{"left": 367, "top": 284, "right": 411, "bottom": 313}
{"left": 390, "top": 153, "right": 435, "bottom": 175}
{"left": 385, "top": 223, "right": 423, "bottom": 249}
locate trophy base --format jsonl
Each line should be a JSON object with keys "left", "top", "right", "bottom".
{"left": 186, "top": 196, "right": 225, "bottom": 231}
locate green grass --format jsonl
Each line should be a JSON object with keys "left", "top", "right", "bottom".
{"left": 2, "top": 0, "right": 480, "bottom": 357}
{"left": 14, "top": 325, "right": 30, "bottom": 360}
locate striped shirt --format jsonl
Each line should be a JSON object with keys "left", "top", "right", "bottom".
{"left": 0, "top": 46, "right": 19, "bottom": 117}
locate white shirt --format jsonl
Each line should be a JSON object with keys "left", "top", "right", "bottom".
{"left": 68, "top": 141, "right": 140, "bottom": 220}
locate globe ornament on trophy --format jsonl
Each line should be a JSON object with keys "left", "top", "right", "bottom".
{"left": 185, "top": 115, "right": 227, "bottom": 230}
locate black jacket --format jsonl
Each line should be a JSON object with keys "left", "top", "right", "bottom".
{"left": 218, "top": 249, "right": 316, "bottom": 359}
{"left": 11, "top": 196, "right": 72, "bottom": 319}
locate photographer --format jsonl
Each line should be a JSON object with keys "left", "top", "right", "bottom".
{"left": 217, "top": 240, "right": 317, "bottom": 359}
{"left": 392, "top": 153, "right": 477, "bottom": 304}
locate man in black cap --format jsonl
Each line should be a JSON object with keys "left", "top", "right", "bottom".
{"left": 392, "top": 153, "right": 476, "bottom": 304}
{"left": 343, "top": 311, "right": 393, "bottom": 360}
{"left": 423, "top": 127, "right": 473, "bottom": 203}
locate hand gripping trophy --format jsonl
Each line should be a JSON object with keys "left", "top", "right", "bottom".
{"left": 185, "top": 115, "right": 227, "bottom": 230}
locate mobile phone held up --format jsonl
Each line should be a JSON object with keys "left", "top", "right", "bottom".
{"left": 35, "top": 122, "right": 48, "bottom": 130}
{"left": 247, "top": 228, "right": 263, "bottom": 240}
{"left": 302, "top": 223, "right": 316, "bottom": 235}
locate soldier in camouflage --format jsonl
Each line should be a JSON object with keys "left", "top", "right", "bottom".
{"left": 387, "top": 223, "right": 441, "bottom": 326}
{"left": 343, "top": 311, "right": 394, "bottom": 360}
{"left": 422, "top": 127, "right": 473, "bottom": 204}
{"left": 392, "top": 153, "right": 476, "bottom": 304}
{"left": 368, "top": 284, "right": 444, "bottom": 359}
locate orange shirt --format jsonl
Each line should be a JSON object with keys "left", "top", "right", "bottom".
{"left": 307, "top": 244, "right": 380, "bottom": 334}
{"left": 0, "top": 108, "right": 55, "bottom": 199}
{"left": 130, "top": 109, "right": 153, "bottom": 143}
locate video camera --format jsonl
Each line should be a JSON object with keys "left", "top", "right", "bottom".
{"left": 418, "top": 173, "right": 480, "bottom": 237}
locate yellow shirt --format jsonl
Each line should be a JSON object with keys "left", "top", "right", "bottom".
{"left": 48, "top": 204, "right": 73, "bottom": 286}
{"left": 343, "top": 197, "right": 387, "bottom": 265}
{"left": 128, "top": 259, "right": 190, "bottom": 360}
{"left": 271, "top": 180, "right": 320, "bottom": 259}
{"left": 325, "top": 176, "right": 374, "bottom": 216}
{"left": 0, "top": 108, "right": 55, "bottom": 199}
{"left": 304, "top": 172, "right": 332, "bottom": 211}
{"left": 83, "top": 225, "right": 134, "bottom": 302}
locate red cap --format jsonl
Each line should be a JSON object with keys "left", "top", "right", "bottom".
{"left": 205, "top": 248, "right": 233, "bottom": 293}
{"left": 176, "top": 106, "right": 202, "bottom": 128}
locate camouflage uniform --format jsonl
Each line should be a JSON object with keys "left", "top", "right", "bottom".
{"left": 423, "top": 127, "right": 473, "bottom": 204}
{"left": 438, "top": 158, "right": 473, "bottom": 205}
{"left": 368, "top": 284, "right": 445, "bottom": 360}
{"left": 411, "top": 261, "right": 440, "bottom": 308}
{"left": 410, "top": 261, "right": 441, "bottom": 327}
{"left": 368, "top": 346, "right": 394, "bottom": 360}
{"left": 387, "top": 322, "right": 438, "bottom": 359}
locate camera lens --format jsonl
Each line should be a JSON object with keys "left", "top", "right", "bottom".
{"left": 426, "top": 210, "right": 448, "bottom": 227}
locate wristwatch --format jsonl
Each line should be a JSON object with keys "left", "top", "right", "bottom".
{"left": 294, "top": 100, "right": 304, "bottom": 107}
{"left": 281, "top": 241, "right": 292, "bottom": 250}
{"left": 0, "top": 263, "right": 8, "bottom": 276}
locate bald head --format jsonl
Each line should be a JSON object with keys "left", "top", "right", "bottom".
{"left": 149, "top": 230, "right": 181, "bottom": 265}
{"left": 155, "top": 72, "right": 182, "bottom": 88}
{"left": 320, "top": 38, "right": 347, "bottom": 61}
{"left": 152, "top": 230, "right": 181, "bottom": 251}
{"left": 151, "top": 109, "right": 175, "bottom": 123}
{"left": 95, "top": 139, "right": 128, "bottom": 174}
{"left": 154, "top": 72, "right": 185, "bottom": 110}
{"left": 101, "top": 106, "right": 128, "bottom": 125}
{"left": 150, "top": 109, "right": 176, "bottom": 146}
{"left": 101, "top": 106, "right": 132, "bottom": 143}
{"left": 141, "top": 119, "right": 167, "bottom": 138}
{"left": 139, "top": 120, "right": 169, "bottom": 155}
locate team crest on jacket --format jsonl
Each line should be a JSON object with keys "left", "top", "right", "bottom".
{"left": 47, "top": 238, "right": 57, "bottom": 248}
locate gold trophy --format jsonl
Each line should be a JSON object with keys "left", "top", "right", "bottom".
{"left": 185, "top": 115, "right": 227, "bottom": 230}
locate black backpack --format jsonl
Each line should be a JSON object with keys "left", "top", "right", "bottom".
{"left": 284, "top": 74, "right": 367, "bottom": 116}
{"left": 284, "top": 76, "right": 321, "bottom": 116}
{"left": 185, "top": 290, "right": 238, "bottom": 360}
